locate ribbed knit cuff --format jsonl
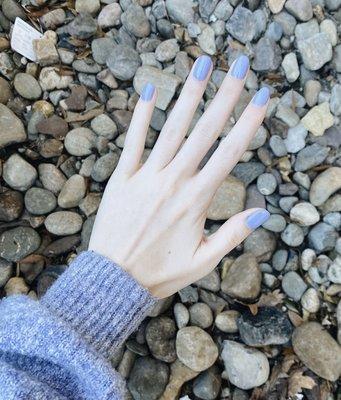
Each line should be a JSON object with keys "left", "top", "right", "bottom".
{"left": 41, "top": 250, "right": 158, "bottom": 359}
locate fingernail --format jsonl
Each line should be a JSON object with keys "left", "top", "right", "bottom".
{"left": 141, "top": 83, "right": 155, "bottom": 101}
{"left": 252, "top": 87, "right": 270, "bottom": 107}
{"left": 246, "top": 209, "right": 270, "bottom": 230}
{"left": 230, "top": 55, "right": 249, "bottom": 79}
{"left": 193, "top": 55, "right": 212, "bottom": 81}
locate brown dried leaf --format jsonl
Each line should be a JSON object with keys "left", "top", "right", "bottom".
{"left": 288, "top": 310, "right": 304, "bottom": 327}
{"left": 288, "top": 370, "right": 316, "bottom": 397}
{"left": 257, "top": 289, "right": 285, "bottom": 308}
{"left": 281, "top": 354, "right": 298, "bottom": 374}
{"left": 248, "top": 303, "right": 258, "bottom": 315}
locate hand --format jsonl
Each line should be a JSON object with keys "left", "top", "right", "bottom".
{"left": 89, "top": 55, "right": 270, "bottom": 298}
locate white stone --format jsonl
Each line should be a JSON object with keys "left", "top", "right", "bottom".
{"left": 282, "top": 52, "right": 299, "bottom": 82}
{"left": 301, "top": 102, "right": 334, "bottom": 136}
{"left": 290, "top": 202, "right": 320, "bottom": 226}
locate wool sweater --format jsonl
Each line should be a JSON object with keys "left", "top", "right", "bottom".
{"left": 0, "top": 250, "right": 158, "bottom": 399}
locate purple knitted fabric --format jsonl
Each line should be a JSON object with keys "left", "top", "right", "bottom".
{"left": 0, "top": 250, "right": 158, "bottom": 399}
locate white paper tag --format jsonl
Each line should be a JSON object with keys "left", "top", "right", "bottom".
{"left": 11, "top": 17, "right": 43, "bottom": 62}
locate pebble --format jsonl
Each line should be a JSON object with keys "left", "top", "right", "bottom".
{"left": 226, "top": 6, "right": 256, "bottom": 44}
{"left": 284, "top": 124, "right": 307, "bottom": 153}
{"left": 174, "top": 303, "right": 189, "bottom": 329}
{"left": 106, "top": 45, "right": 141, "bottom": 81}
{"left": 221, "top": 341, "right": 269, "bottom": 390}
{"left": 134, "top": 66, "right": 182, "bottom": 110}
{"left": 282, "top": 271, "right": 307, "bottom": 301}
{"left": 176, "top": 326, "right": 218, "bottom": 372}
{"left": 45, "top": 211, "right": 83, "bottom": 236}
{"left": 4, "top": 277, "right": 29, "bottom": 296}
{"left": 165, "top": 0, "right": 195, "bottom": 26}
{"left": 292, "top": 322, "right": 341, "bottom": 381}
{"left": 91, "top": 152, "right": 119, "bottom": 182}
{"left": 25, "top": 188, "right": 56, "bottom": 215}
{"left": 301, "top": 287, "right": 320, "bottom": 313}
{"left": 238, "top": 307, "right": 293, "bottom": 346}
{"left": 189, "top": 303, "right": 213, "bottom": 329}
{"left": 198, "top": 26, "right": 216, "bottom": 55}
{"left": 40, "top": 9, "right": 66, "bottom": 30}
{"left": 301, "top": 102, "right": 334, "bottom": 136}
{"left": 0, "top": 104, "right": 26, "bottom": 148}
{"left": 304, "top": 80, "right": 321, "bottom": 107}
{"left": 13, "top": 73, "right": 42, "bottom": 100}
{"left": 36, "top": 115, "right": 68, "bottom": 139}
{"left": 68, "top": 13, "right": 97, "bottom": 39}
{"left": 0, "top": 191, "right": 23, "bottom": 222}
{"left": 128, "top": 357, "right": 169, "bottom": 400}
{"left": 221, "top": 253, "right": 261, "bottom": 301}
{"left": 207, "top": 176, "right": 245, "bottom": 220}
{"left": 121, "top": 4, "right": 150, "bottom": 38}
{"left": 39, "top": 67, "right": 73, "bottom": 91}
{"left": 297, "top": 33, "right": 333, "bottom": 71}
{"left": 281, "top": 52, "right": 299, "bottom": 82}
{"left": 155, "top": 39, "right": 179, "bottom": 62}
{"left": 0, "top": 259, "right": 12, "bottom": 288}
{"left": 330, "top": 84, "right": 341, "bottom": 116}
{"left": 309, "top": 167, "right": 341, "bottom": 207}
{"left": 0, "top": 77, "right": 11, "bottom": 104}
{"left": 262, "top": 214, "right": 286, "bottom": 232}
{"left": 285, "top": 0, "right": 312, "bottom": 21}
{"left": 33, "top": 37, "right": 59, "bottom": 67}
{"left": 215, "top": 310, "right": 240, "bottom": 333}
{"left": 58, "top": 175, "right": 86, "bottom": 208}
{"left": 308, "top": 222, "right": 337, "bottom": 253}
{"left": 75, "top": 0, "right": 100, "bottom": 15}
{"left": 290, "top": 202, "right": 320, "bottom": 226}
{"left": 268, "top": 0, "right": 286, "bottom": 14}
{"left": 3, "top": 154, "right": 37, "bottom": 192}
{"left": 320, "top": 19, "right": 338, "bottom": 47}
{"left": 38, "top": 163, "right": 66, "bottom": 194}
{"left": 2, "top": 0, "right": 26, "bottom": 21}
{"left": 64, "top": 128, "right": 96, "bottom": 156}
{"left": 327, "top": 257, "right": 341, "bottom": 284}
{"left": 146, "top": 316, "right": 176, "bottom": 363}
{"left": 98, "top": 3, "right": 121, "bottom": 29}
{"left": 295, "top": 143, "right": 329, "bottom": 172}
{"left": 193, "top": 366, "right": 221, "bottom": 400}
{"left": 91, "top": 114, "right": 117, "bottom": 139}
{"left": 244, "top": 228, "right": 276, "bottom": 262}
{"left": 257, "top": 173, "right": 277, "bottom": 195}
{"left": 281, "top": 223, "right": 304, "bottom": 247}
{"left": 0, "top": 227, "right": 41, "bottom": 262}
{"left": 252, "top": 37, "right": 282, "bottom": 71}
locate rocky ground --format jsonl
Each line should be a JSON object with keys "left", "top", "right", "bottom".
{"left": 0, "top": 0, "right": 340, "bottom": 398}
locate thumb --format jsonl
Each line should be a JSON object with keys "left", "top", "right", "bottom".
{"left": 193, "top": 208, "right": 270, "bottom": 271}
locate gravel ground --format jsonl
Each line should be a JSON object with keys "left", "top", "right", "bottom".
{"left": 0, "top": 0, "right": 340, "bottom": 399}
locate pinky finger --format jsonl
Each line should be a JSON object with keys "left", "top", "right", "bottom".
{"left": 116, "top": 83, "right": 156, "bottom": 176}
{"left": 192, "top": 208, "right": 270, "bottom": 274}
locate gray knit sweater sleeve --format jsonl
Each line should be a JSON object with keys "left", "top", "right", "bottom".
{"left": 0, "top": 250, "right": 158, "bottom": 399}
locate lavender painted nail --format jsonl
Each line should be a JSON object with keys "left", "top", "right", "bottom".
{"left": 246, "top": 209, "right": 270, "bottom": 230}
{"left": 193, "top": 55, "right": 212, "bottom": 81}
{"left": 230, "top": 55, "right": 249, "bottom": 79}
{"left": 252, "top": 87, "right": 270, "bottom": 106}
{"left": 141, "top": 83, "right": 155, "bottom": 101}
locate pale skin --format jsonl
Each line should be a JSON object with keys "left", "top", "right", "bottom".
{"left": 89, "top": 55, "right": 269, "bottom": 298}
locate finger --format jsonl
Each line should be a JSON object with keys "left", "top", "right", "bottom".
{"left": 146, "top": 55, "right": 213, "bottom": 170}
{"left": 116, "top": 83, "right": 156, "bottom": 176}
{"left": 169, "top": 55, "right": 249, "bottom": 177}
{"left": 192, "top": 208, "right": 270, "bottom": 274}
{"left": 199, "top": 87, "right": 269, "bottom": 191}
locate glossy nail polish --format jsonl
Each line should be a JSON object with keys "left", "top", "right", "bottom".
{"left": 141, "top": 83, "right": 155, "bottom": 101}
{"left": 252, "top": 87, "right": 270, "bottom": 106}
{"left": 193, "top": 55, "right": 212, "bottom": 81}
{"left": 246, "top": 209, "right": 270, "bottom": 230}
{"left": 230, "top": 55, "right": 249, "bottom": 79}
